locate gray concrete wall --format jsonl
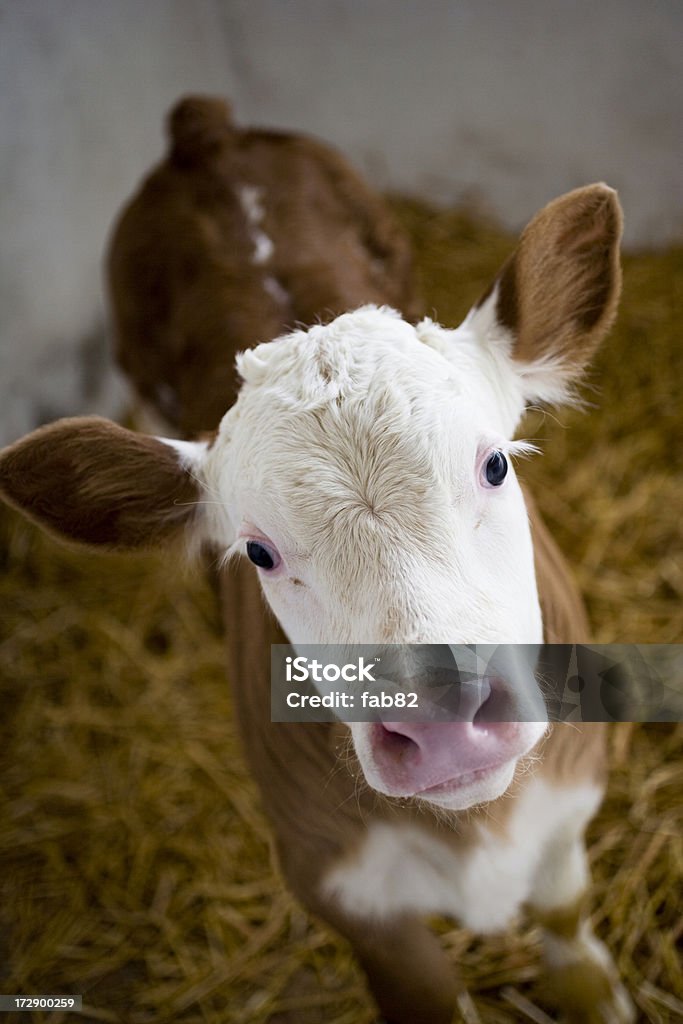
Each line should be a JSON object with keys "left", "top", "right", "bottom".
{"left": 1, "top": 0, "right": 680, "bottom": 444}
{"left": 223, "top": 0, "right": 681, "bottom": 246}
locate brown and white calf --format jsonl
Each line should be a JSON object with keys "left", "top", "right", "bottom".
{"left": 0, "top": 113, "right": 632, "bottom": 1021}
{"left": 107, "top": 95, "right": 420, "bottom": 438}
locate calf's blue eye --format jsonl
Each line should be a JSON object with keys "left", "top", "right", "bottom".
{"left": 246, "top": 540, "right": 277, "bottom": 570}
{"left": 484, "top": 450, "right": 508, "bottom": 486}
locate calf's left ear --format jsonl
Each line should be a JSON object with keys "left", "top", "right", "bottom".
{"left": 466, "top": 183, "right": 623, "bottom": 405}
{"left": 0, "top": 417, "right": 208, "bottom": 550}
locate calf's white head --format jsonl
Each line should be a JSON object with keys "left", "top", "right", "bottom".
{"left": 0, "top": 185, "right": 622, "bottom": 809}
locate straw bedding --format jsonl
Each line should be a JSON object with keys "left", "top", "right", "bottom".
{"left": 0, "top": 198, "right": 681, "bottom": 1023}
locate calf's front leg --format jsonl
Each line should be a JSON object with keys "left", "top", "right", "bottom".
{"left": 529, "top": 834, "right": 635, "bottom": 1023}
{"left": 308, "top": 901, "right": 460, "bottom": 1024}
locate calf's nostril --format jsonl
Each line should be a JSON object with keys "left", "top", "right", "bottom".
{"left": 473, "top": 693, "right": 493, "bottom": 728}
{"left": 473, "top": 679, "right": 515, "bottom": 725}
{"left": 378, "top": 724, "right": 421, "bottom": 761}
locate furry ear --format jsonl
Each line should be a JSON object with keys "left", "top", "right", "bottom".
{"left": 466, "top": 184, "right": 623, "bottom": 404}
{"left": 0, "top": 417, "right": 206, "bottom": 549}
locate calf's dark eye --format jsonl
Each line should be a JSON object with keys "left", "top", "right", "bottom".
{"left": 246, "top": 540, "right": 277, "bottom": 570}
{"left": 484, "top": 450, "right": 508, "bottom": 487}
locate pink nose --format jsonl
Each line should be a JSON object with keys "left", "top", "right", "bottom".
{"left": 373, "top": 719, "right": 523, "bottom": 795}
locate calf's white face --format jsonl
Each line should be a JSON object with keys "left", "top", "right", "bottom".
{"left": 202, "top": 305, "right": 542, "bottom": 646}
{"left": 0, "top": 185, "right": 622, "bottom": 811}
{"left": 185, "top": 303, "right": 548, "bottom": 809}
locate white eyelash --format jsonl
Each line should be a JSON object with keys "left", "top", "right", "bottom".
{"left": 504, "top": 439, "right": 540, "bottom": 460}
{"left": 218, "top": 537, "right": 244, "bottom": 569}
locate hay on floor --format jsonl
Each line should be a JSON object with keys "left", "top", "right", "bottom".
{"left": 0, "top": 198, "right": 681, "bottom": 1022}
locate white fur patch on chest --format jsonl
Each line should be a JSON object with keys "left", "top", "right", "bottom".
{"left": 321, "top": 780, "right": 603, "bottom": 933}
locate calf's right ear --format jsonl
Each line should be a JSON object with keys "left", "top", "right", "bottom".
{"left": 0, "top": 417, "right": 208, "bottom": 550}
